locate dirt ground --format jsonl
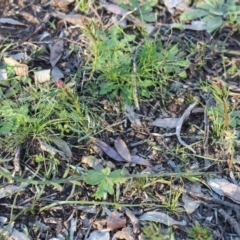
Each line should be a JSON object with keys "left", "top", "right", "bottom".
{"left": 0, "top": 0, "right": 240, "bottom": 240}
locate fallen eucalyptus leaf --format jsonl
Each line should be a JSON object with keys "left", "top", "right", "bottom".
{"left": 0, "top": 18, "right": 25, "bottom": 26}
{"left": 3, "top": 57, "right": 28, "bottom": 76}
{"left": 51, "top": 66, "right": 64, "bottom": 80}
{"left": 151, "top": 118, "right": 179, "bottom": 129}
{"left": 114, "top": 137, "right": 131, "bottom": 162}
{"left": 125, "top": 105, "right": 142, "bottom": 127}
{"left": 107, "top": 212, "right": 126, "bottom": 231}
{"left": 0, "top": 69, "right": 7, "bottom": 80}
{"left": 48, "top": 135, "right": 72, "bottom": 158}
{"left": 139, "top": 211, "right": 186, "bottom": 226}
{"left": 0, "top": 185, "right": 25, "bottom": 199}
{"left": 175, "top": 101, "right": 198, "bottom": 153}
{"left": 51, "top": 12, "right": 92, "bottom": 26}
{"left": 86, "top": 229, "right": 110, "bottom": 240}
{"left": 163, "top": 0, "right": 189, "bottom": 14}
{"left": 208, "top": 178, "right": 240, "bottom": 204}
{"left": 131, "top": 155, "right": 151, "bottom": 167}
{"left": 182, "top": 183, "right": 201, "bottom": 214}
{"left": 95, "top": 139, "right": 125, "bottom": 162}
{"left": 50, "top": 40, "right": 64, "bottom": 67}
{"left": 39, "top": 139, "right": 66, "bottom": 158}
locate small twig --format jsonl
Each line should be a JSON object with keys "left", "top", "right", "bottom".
{"left": 120, "top": 207, "right": 140, "bottom": 234}
{"left": 175, "top": 101, "right": 198, "bottom": 153}
{"left": 218, "top": 208, "right": 240, "bottom": 237}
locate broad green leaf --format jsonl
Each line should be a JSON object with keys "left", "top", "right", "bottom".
{"left": 85, "top": 170, "right": 105, "bottom": 185}
{"left": 94, "top": 179, "right": 114, "bottom": 199}
{"left": 180, "top": 9, "right": 209, "bottom": 21}
{"left": 101, "top": 167, "right": 111, "bottom": 176}
{"left": 94, "top": 181, "right": 108, "bottom": 199}
{"left": 204, "top": 16, "right": 223, "bottom": 33}
{"left": 178, "top": 71, "right": 187, "bottom": 78}
{"left": 142, "top": 12, "right": 157, "bottom": 22}
{"left": 0, "top": 123, "right": 13, "bottom": 134}
{"left": 196, "top": 1, "right": 214, "bottom": 10}
{"left": 227, "top": 5, "right": 240, "bottom": 12}
{"left": 109, "top": 169, "right": 128, "bottom": 183}
{"left": 230, "top": 111, "right": 240, "bottom": 117}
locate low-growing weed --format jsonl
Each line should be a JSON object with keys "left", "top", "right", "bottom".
{"left": 84, "top": 167, "right": 129, "bottom": 200}
{"left": 187, "top": 223, "right": 212, "bottom": 240}
{"left": 142, "top": 222, "right": 174, "bottom": 240}
{"left": 180, "top": 0, "right": 240, "bottom": 33}
{"left": 81, "top": 24, "right": 189, "bottom": 103}
{"left": 114, "top": 0, "right": 159, "bottom": 23}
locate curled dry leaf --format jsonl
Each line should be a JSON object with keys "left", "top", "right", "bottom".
{"left": 0, "top": 69, "right": 7, "bottom": 80}
{"left": 86, "top": 229, "right": 110, "bottom": 240}
{"left": 0, "top": 18, "right": 25, "bottom": 25}
{"left": 39, "top": 139, "right": 66, "bottom": 159}
{"left": 163, "top": 0, "right": 190, "bottom": 14}
{"left": 0, "top": 185, "right": 22, "bottom": 199}
{"left": 48, "top": 135, "right": 72, "bottom": 158}
{"left": 34, "top": 69, "right": 51, "bottom": 83}
{"left": 51, "top": 66, "right": 64, "bottom": 80}
{"left": 151, "top": 118, "right": 179, "bottom": 129}
{"left": 114, "top": 137, "right": 131, "bottom": 162}
{"left": 139, "top": 211, "right": 187, "bottom": 226}
{"left": 175, "top": 101, "right": 198, "bottom": 153}
{"left": 3, "top": 57, "right": 28, "bottom": 76}
{"left": 208, "top": 178, "right": 240, "bottom": 204}
{"left": 182, "top": 183, "right": 201, "bottom": 214}
{"left": 50, "top": 40, "right": 64, "bottom": 67}
{"left": 95, "top": 139, "right": 125, "bottom": 162}
{"left": 131, "top": 155, "right": 151, "bottom": 167}
{"left": 51, "top": 12, "right": 92, "bottom": 26}
{"left": 112, "top": 227, "right": 135, "bottom": 240}
{"left": 107, "top": 212, "right": 126, "bottom": 231}
{"left": 125, "top": 105, "right": 142, "bottom": 127}
{"left": 51, "top": 0, "right": 75, "bottom": 9}
{"left": 50, "top": 42, "right": 63, "bottom": 67}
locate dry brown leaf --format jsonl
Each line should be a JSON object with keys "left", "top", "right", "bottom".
{"left": 86, "top": 230, "right": 110, "bottom": 240}
{"left": 139, "top": 211, "right": 186, "bottom": 226}
{"left": 163, "top": 0, "right": 190, "bottom": 14}
{"left": 208, "top": 178, "right": 240, "bottom": 204}
{"left": 175, "top": 101, "right": 198, "bottom": 153}
{"left": 3, "top": 57, "right": 28, "bottom": 76}
{"left": 125, "top": 105, "right": 142, "bottom": 127}
{"left": 151, "top": 118, "right": 179, "bottom": 129}
{"left": 51, "top": 0, "right": 75, "bottom": 9}
{"left": 48, "top": 135, "right": 72, "bottom": 158}
{"left": 131, "top": 155, "right": 151, "bottom": 167}
{"left": 0, "top": 18, "right": 25, "bottom": 25}
{"left": 107, "top": 212, "right": 126, "bottom": 231}
{"left": 51, "top": 12, "right": 91, "bottom": 26}
{"left": 34, "top": 69, "right": 51, "bottom": 83}
{"left": 95, "top": 139, "right": 125, "bottom": 162}
{"left": 114, "top": 137, "right": 131, "bottom": 162}
{"left": 50, "top": 40, "right": 64, "bottom": 67}
{"left": 112, "top": 227, "right": 135, "bottom": 240}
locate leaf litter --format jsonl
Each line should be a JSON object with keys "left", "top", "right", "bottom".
{"left": 0, "top": 0, "right": 240, "bottom": 239}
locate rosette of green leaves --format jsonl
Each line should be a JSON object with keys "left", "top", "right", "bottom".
{"left": 180, "top": 0, "right": 240, "bottom": 33}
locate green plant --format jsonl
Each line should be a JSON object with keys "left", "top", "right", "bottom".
{"left": 186, "top": 223, "right": 212, "bottom": 240}
{"left": 207, "top": 80, "right": 230, "bottom": 136}
{"left": 142, "top": 222, "right": 174, "bottom": 240}
{"left": 76, "top": 0, "right": 90, "bottom": 13}
{"left": 93, "top": 25, "right": 189, "bottom": 103}
{"left": 84, "top": 167, "right": 128, "bottom": 200}
{"left": 115, "top": 0, "right": 158, "bottom": 22}
{"left": 180, "top": 0, "right": 240, "bottom": 33}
